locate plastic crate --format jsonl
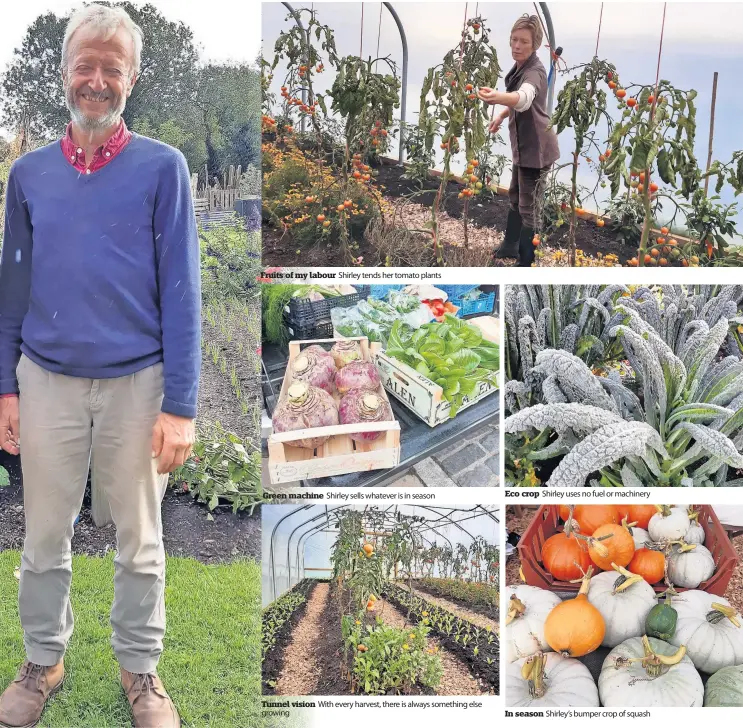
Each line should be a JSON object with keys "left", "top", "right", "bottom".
{"left": 439, "top": 285, "right": 480, "bottom": 300}
{"left": 287, "top": 285, "right": 370, "bottom": 327}
{"left": 450, "top": 290, "right": 496, "bottom": 318}
{"left": 518, "top": 504, "right": 738, "bottom": 596}
{"left": 369, "top": 284, "right": 403, "bottom": 299}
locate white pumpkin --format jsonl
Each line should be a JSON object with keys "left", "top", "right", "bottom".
{"left": 587, "top": 566, "right": 657, "bottom": 647}
{"left": 627, "top": 525, "right": 650, "bottom": 550}
{"left": 704, "top": 665, "right": 743, "bottom": 706}
{"left": 505, "top": 586, "right": 562, "bottom": 663}
{"left": 599, "top": 635, "right": 703, "bottom": 706}
{"left": 669, "top": 591, "right": 743, "bottom": 674}
{"left": 684, "top": 510, "right": 705, "bottom": 545}
{"left": 507, "top": 652, "right": 599, "bottom": 707}
{"left": 667, "top": 543, "right": 715, "bottom": 588}
{"left": 648, "top": 505, "right": 690, "bottom": 542}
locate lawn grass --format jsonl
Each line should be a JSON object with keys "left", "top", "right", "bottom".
{"left": 0, "top": 551, "right": 261, "bottom": 728}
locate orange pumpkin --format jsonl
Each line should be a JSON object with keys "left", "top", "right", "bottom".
{"left": 573, "top": 505, "right": 620, "bottom": 535}
{"left": 542, "top": 532, "right": 592, "bottom": 581}
{"left": 627, "top": 505, "right": 657, "bottom": 530}
{"left": 628, "top": 548, "right": 665, "bottom": 584}
{"left": 544, "top": 567, "right": 605, "bottom": 657}
{"left": 558, "top": 505, "right": 571, "bottom": 522}
{"left": 588, "top": 523, "right": 635, "bottom": 570}
{"left": 615, "top": 505, "right": 631, "bottom": 522}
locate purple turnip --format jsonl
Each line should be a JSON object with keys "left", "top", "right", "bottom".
{"left": 334, "top": 361, "right": 380, "bottom": 395}
{"left": 290, "top": 348, "right": 336, "bottom": 393}
{"left": 330, "top": 340, "right": 362, "bottom": 369}
{"left": 272, "top": 381, "right": 339, "bottom": 449}
{"left": 339, "top": 388, "right": 392, "bottom": 442}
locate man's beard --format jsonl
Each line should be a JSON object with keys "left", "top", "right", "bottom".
{"left": 66, "top": 85, "right": 127, "bottom": 131}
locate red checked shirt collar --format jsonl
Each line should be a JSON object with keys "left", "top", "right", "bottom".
{"left": 60, "top": 119, "right": 132, "bottom": 174}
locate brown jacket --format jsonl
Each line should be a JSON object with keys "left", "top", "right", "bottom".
{"left": 505, "top": 53, "right": 560, "bottom": 169}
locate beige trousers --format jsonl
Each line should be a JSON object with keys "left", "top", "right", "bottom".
{"left": 16, "top": 354, "right": 169, "bottom": 674}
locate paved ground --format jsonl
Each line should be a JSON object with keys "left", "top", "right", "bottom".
{"left": 387, "top": 422, "right": 500, "bottom": 488}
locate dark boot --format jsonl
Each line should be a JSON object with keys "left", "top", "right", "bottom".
{"left": 493, "top": 209, "right": 522, "bottom": 259}
{"left": 518, "top": 226, "right": 536, "bottom": 267}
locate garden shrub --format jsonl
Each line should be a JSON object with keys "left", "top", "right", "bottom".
{"left": 200, "top": 223, "right": 260, "bottom": 303}
{"left": 417, "top": 576, "right": 498, "bottom": 611}
{"left": 341, "top": 616, "right": 442, "bottom": 695}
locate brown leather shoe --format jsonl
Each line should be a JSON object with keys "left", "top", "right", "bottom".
{"left": 0, "top": 661, "right": 64, "bottom": 728}
{"left": 121, "top": 670, "right": 180, "bottom": 728}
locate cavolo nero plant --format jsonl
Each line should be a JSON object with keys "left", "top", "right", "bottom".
{"left": 504, "top": 285, "right": 743, "bottom": 487}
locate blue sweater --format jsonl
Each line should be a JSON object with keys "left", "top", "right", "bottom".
{"left": 0, "top": 134, "right": 201, "bottom": 418}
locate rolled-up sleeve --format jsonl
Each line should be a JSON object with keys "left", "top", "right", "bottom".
{"left": 514, "top": 82, "right": 538, "bottom": 112}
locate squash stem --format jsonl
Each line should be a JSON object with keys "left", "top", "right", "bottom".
{"left": 522, "top": 652, "right": 547, "bottom": 699}
{"left": 506, "top": 595, "right": 526, "bottom": 626}
{"left": 707, "top": 603, "right": 741, "bottom": 628}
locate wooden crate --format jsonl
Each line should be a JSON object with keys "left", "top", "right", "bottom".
{"left": 374, "top": 316, "right": 500, "bottom": 427}
{"left": 518, "top": 505, "right": 738, "bottom": 595}
{"left": 267, "top": 337, "right": 400, "bottom": 483}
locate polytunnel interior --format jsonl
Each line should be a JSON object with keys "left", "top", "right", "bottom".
{"left": 262, "top": 504, "right": 500, "bottom": 606}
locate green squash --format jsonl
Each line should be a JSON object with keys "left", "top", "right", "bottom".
{"left": 704, "top": 665, "right": 743, "bottom": 707}
{"left": 645, "top": 593, "right": 677, "bottom": 641}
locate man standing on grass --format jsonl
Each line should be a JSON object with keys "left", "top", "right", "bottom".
{"left": 0, "top": 5, "right": 200, "bottom": 727}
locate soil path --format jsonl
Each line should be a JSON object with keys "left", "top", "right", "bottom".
{"left": 398, "top": 583, "right": 498, "bottom": 635}
{"left": 375, "top": 597, "right": 490, "bottom": 695}
{"left": 276, "top": 582, "right": 332, "bottom": 695}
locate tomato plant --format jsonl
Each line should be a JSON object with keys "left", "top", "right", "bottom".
{"left": 604, "top": 81, "right": 700, "bottom": 265}
{"left": 266, "top": 8, "right": 339, "bottom": 136}
{"left": 328, "top": 55, "right": 400, "bottom": 162}
{"left": 418, "top": 16, "right": 501, "bottom": 258}
{"left": 549, "top": 58, "right": 618, "bottom": 265}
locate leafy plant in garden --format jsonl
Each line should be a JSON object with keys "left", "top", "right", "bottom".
{"left": 503, "top": 284, "right": 631, "bottom": 385}
{"left": 548, "top": 58, "right": 617, "bottom": 264}
{"left": 401, "top": 122, "right": 435, "bottom": 187}
{"left": 328, "top": 55, "right": 400, "bottom": 160}
{"left": 266, "top": 8, "right": 339, "bottom": 135}
{"left": 200, "top": 223, "right": 261, "bottom": 302}
{"left": 174, "top": 422, "right": 262, "bottom": 512}
{"left": 504, "top": 285, "right": 743, "bottom": 487}
{"left": 678, "top": 189, "right": 740, "bottom": 265}
{"left": 261, "top": 136, "right": 383, "bottom": 253}
{"left": 262, "top": 586, "right": 307, "bottom": 659}
{"left": 602, "top": 80, "right": 699, "bottom": 265}
{"left": 704, "top": 149, "right": 743, "bottom": 196}
{"left": 418, "top": 16, "right": 501, "bottom": 256}
{"left": 604, "top": 194, "right": 647, "bottom": 249}
{"left": 341, "top": 617, "right": 442, "bottom": 694}
{"left": 418, "top": 577, "right": 499, "bottom": 610}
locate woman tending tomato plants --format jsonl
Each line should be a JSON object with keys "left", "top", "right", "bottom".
{"left": 262, "top": 4, "right": 743, "bottom": 267}
{"left": 506, "top": 505, "right": 743, "bottom": 707}
{"left": 262, "top": 505, "right": 499, "bottom": 695}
